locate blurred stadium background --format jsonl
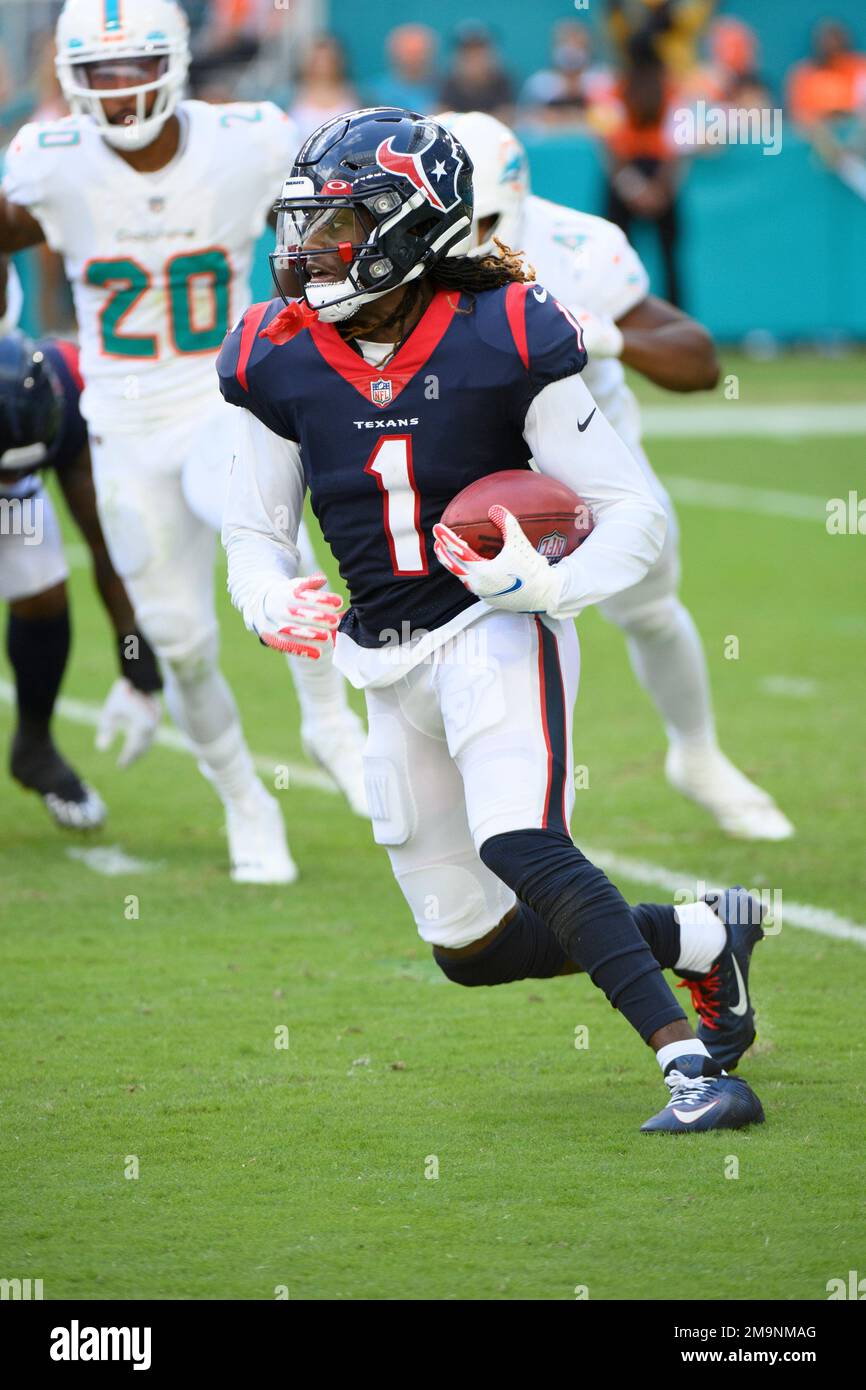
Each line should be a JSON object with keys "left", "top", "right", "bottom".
{"left": 2, "top": 0, "right": 866, "bottom": 346}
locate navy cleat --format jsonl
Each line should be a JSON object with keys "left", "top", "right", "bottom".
{"left": 641, "top": 1054, "right": 765, "bottom": 1134}
{"left": 675, "top": 887, "right": 765, "bottom": 1071}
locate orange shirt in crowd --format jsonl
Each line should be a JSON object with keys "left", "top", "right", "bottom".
{"left": 787, "top": 51, "right": 866, "bottom": 125}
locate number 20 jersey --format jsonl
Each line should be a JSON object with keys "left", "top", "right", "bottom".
{"left": 218, "top": 283, "right": 587, "bottom": 646}
{"left": 3, "top": 100, "right": 296, "bottom": 435}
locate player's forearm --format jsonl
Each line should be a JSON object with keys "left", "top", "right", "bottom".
{"left": 220, "top": 407, "right": 306, "bottom": 633}
{"left": 620, "top": 321, "right": 719, "bottom": 392}
{"left": 59, "top": 461, "right": 136, "bottom": 636}
{"left": 224, "top": 526, "right": 300, "bottom": 636}
{"left": 549, "top": 498, "right": 666, "bottom": 618}
{"left": 525, "top": 375, "right": 667, "bottom": 616}
{"left": 0, "top": 196, "right": 45, "bottom": 253}
{"left": 91, "top": 551, "right": 138, "bottom": 637}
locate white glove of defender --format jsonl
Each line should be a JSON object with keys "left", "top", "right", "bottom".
{"left": 256, "top": 573, "right": 343, "bottom": 659}
{"left": 96, "top": 678, "right": 162, "bottom": 767}
{"left": 572, "top": 306, "right": 624, "bottom": 359}
{"left": 433, "top": 506, "right": 563, "bottom": 614}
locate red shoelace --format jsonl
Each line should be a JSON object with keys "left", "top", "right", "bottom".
{"left": 678, "top": 965, "right": 722, "bottom": 1029}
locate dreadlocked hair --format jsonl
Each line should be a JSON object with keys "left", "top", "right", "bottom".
{"left": 430, "top": 237, "right": 536, "bottom": 299}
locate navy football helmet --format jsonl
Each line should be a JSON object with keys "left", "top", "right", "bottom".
{"left": 0, "top": 333, "right": 61, "bottom": 478}
{"left": 271, "top": 107, "right": 474, "bottom": 323}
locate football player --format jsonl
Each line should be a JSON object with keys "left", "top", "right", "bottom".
{"left": 218, "top": 107, "right": 765, "bottom": 1131}
{"left": 1, "top": 328, "right": 162, "bottom": 826}
{"left": 437, "top": 111, "right": 793, "bottom": 842}
{"left": 0, "top": 0, "right": 365, "bottom": 882}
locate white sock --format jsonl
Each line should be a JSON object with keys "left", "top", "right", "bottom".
{"left": 194, "top": 721, "right": 260, "bottom": 805}
{"left": 675, "top": 901, "right": 726, "bottom": 974}
{"left": 621, "top": 599, "right": 716, "bottom": 745}
{"left": 656, "top": 1039, "right": 711, "bottom": 1073}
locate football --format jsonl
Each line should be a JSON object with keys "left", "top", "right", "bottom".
{"left": 440, "top": 468, "right": 594, "bottom": 561}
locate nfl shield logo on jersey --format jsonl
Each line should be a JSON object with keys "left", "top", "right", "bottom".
{"left": 371, "top": 377, "right": 393, "bottom": 407}
{"left": 537, "top": 531, "right": 567, "bottom": 560}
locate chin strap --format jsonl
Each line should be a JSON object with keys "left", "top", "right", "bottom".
{"left": 258, "top": 299, "right": 320, "bottom": 345}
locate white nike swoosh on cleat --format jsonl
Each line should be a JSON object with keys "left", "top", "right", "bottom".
{"left": 730, "top": 956, "right": 749, "bottom": 1016}
{"left": 671, "top": 1100, "right": 722, "bottom": 1123}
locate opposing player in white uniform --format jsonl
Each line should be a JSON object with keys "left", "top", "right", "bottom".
{"left": 0, "top": 0, "right": 366, "bottom": 880}
{"left": 439, "top": 112, "right": 793, "bottom": 841}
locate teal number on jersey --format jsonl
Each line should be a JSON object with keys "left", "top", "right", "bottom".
{"left": 85, "top": 251, "right": 232, "bottom": 357}
{"left": 218, "top": 105, "right": 264, "bottom": 128}
{"left": 167, "top": 249, "right": 232, "bottom": 353}
{"left": 85, "top": 258, "right": 157, "bottom": 358}
{"left": 37, "top": 128, "right": 81, "bottom": 148}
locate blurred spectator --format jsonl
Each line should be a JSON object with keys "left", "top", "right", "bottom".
{"left": 608, "top": 0, "right": 717, "bottom": 78}
{"left": 289, "top": 34, "right": 358, "bottom": 146}
{"left": 367, "top": 24, "right": 439, "bottom": 114}
{"left": 604, "top": 50, "right": 683, "bottom": 305}
{"left": 680, "top": 17, "right": 772, "bottom": 114}
{"left": 439, "top": 21, "right": 514, "bottom": 118}
{"left": 518, "top": 19, "right": 615, "bottom": 127}
{"left": 189, "top": 0, "right": 277, "bottom": 98}
{"left": 787, "top": 20, "right": 866, "bottom": 126}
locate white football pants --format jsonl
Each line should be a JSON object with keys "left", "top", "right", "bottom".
{"left": 363, "top": 607, "right": 580, "bottom": 949}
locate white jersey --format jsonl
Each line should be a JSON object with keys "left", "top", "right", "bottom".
{"left": 519, "top": 195, "right": 650, "bottom": 453}
{"left": 3, "top": 99, "right": 296, "bottom": 435}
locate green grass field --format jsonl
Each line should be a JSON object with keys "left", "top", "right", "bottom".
{"left": 2, "top": 354, "right": 865, "bottom": 1301}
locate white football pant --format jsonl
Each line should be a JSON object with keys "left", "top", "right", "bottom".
{"left": 597, "top": 447, "right": 715, "bottom": 749}
{"left": 0, "top": 484, "right": 69, "bottom": 602}
{"left": 89, "top": 406, "right": 258, "bottom": 804}
{"left": 363, "top": 607, "right": 580, "bottom": 949}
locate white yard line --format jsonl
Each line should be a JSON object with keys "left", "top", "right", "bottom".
{"left": 642, "top": 403, "right": 866, "bottom": 438}
{"left": 3, "top": 684, "right": 864, "bottom": 948}
{"left": 66, "top": 845, "right": 161, "bottom": 876}
{"left": 580, "top": 845, "right": 866, "bottom": 949}
{"left": 0, "top": 678, "right": 336, "bottom": 794}
{"left": 660, "top": 475, "right": 828, "bottom": 521}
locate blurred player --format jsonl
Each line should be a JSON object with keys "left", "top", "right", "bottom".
{"left": 438, "top": 111, "right": 793, "bottom": 842}
{"left": 0, "top": 328, "right": 162, "bottom": 826}
{"left": 218, "top": 108, "right": 765, "bottom": 1130}
{"left": 0, "top": 0, "right": 365, "bottom": 881}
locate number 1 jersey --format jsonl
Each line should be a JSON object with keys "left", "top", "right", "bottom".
{"left": 3, "top": 100, "right": 296, "bottom": 434}
{"left": 217, "top": 284, "right": 587, "bottom": 647}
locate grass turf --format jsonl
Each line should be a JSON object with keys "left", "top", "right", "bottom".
{"left": 1, "top": 355, "right": 865, "bottom": 1300}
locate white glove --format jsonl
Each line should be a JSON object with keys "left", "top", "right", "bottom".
{"left": 433, "top": 506, "right": 563, "bottom": 614}
{"left": 572, "top": 306, "right": 624, "bottom": 359}
{"left": 96, "top": 678, "right": 162, "bottom": 768}
{"left": 256, "top": 573, "right": 343, "bottom": 659}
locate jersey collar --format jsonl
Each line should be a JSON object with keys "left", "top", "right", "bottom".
{"left": 309, "top": 288, "right": 461, "bottom": 408}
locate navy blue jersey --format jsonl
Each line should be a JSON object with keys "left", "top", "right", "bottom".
{"left": 41, "top": 338, "right": 88, "bottom": 474}
{"left": 218, "top": 283, "right": 586, "bottom": 645}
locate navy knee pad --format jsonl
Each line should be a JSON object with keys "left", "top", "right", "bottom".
{"left": 433, "top": 903, "right": 568, "bottom": 986}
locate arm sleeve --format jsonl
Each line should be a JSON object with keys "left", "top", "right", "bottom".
{"left": 222, "top": 407, "right": 306, "bottom": 637}
{"left": 523, "top": 374, "right": 667, "bottom": 617}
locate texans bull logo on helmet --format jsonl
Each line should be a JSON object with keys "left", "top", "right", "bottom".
{"left": 375, "top": 129, "right": 466, "bottom": 214}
